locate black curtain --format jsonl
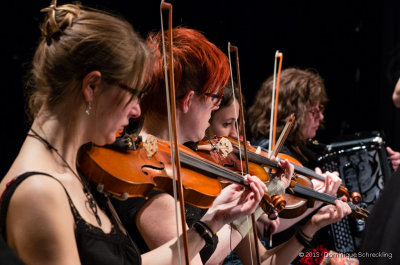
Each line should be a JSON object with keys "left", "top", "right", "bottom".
{"left": 2, "top": 0, "right": 400, "bottom": 177}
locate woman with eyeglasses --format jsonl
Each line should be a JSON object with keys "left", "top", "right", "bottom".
{"left": 203, "top": 75, "right": 351, "bottom": 265}
{"left": 248, "top": 67, "right": 333, "bottom": 173}
{"left": 0, "top": 3, "right": 270, "bottom": 264}
{"left": 111, "top": 27, "right": 347, "bottom": 265}
{"left": 109, "top": 27, "right": 279, "bottom": 265}
{"left": 248, "top": 67, "right": 327, "bottom": 168}
{"left": 247, "top": 67, "right": 348, "bottom": 263}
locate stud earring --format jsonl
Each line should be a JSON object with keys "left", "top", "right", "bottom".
{"left": 85, "top": 102, "right": 91, "bottom": 115}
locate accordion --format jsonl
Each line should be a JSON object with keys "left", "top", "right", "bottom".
{"left": 314, "top": 131, "right": 393, "bottom": 253}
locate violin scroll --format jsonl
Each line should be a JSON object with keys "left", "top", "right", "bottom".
{"left": 350, "top": 192, "right": 362, "bottom": 205}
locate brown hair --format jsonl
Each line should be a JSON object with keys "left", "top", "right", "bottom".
{"left": 248, "top": 67, "right": 328, "bottom": 146}
{"left": 27, "top": 2, "right": 150, "bottom": 124}
{"left": 140, "top": 27, "right": 230, "bottom": 118}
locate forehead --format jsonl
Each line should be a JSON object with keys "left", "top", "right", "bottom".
{"left": 214, "top": 101, "right": 239, "bottom": 119}
{"left": 309, "top": 101, "right": 321, "bottom": 108}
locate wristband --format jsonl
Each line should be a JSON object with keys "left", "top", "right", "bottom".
{"left": 295, "top": 229, "right": 313, "bottom": 249}
{"left": 192, "top": 221, "right": 218, "bottom": 263}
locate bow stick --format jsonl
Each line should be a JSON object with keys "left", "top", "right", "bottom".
{"left": 228, "top": 43, "right": 262, "bottom": 265}
{"left": 160, "top": 2, "right": 190, "bottom": 264}
{"left": 268, "top": 51, "right": 283, "bottom": 155}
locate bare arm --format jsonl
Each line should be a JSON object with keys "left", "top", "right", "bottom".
{"left": 6, "top": 176, "right": 81, "bottom": 265}
{"left": 136, "top": 193, "right": 204, "bottom": 265}
{"left": 237, "top": 200, "right": 351, "bottom": 265}
{"left": 205, "top": 225, "right": 242, "bottom": 265}
{"left": 139, "top": 175, "right": 266, "bottom": 265}
{"left": 277, "top": 168, "right": 342, "bottom": 233}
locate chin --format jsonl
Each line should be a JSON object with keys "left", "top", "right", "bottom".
{"left": 106, "top": 135, "right": 117, "bottom": 145}
{"left": 97, "top": 135, "right": 116, "bottom": 146}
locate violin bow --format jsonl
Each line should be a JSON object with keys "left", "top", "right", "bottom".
{"left": 270, "top": 113, "right": 295, "bottom": 157}
{"left": 268, "top": 51, "right": 283, "bottom": 156}
{"left": 228, "top": 43, "right": 261, "bottom": 265}
{"left": 160, "top": 2, "right": 190, "bottom": 264}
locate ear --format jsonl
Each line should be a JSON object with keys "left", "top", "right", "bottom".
{"left": 178, "top": 90, "right": 195, "bottom": 113}
{"left": 82, "top": 71, "right": 102, "bottom": 102}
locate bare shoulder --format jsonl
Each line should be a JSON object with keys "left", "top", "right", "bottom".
{"left": 9, "top": 173, "right": 69, "bottom": 210}
{"left": 6, "top": 174, "right": 79, "bottom": 263}
{"left": 7, "top": 173, "right": 74, "bottom": 230}
{"left": 7, "top": 174, "right": 74, "bottom": 245}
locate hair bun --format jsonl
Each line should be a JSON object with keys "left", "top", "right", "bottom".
{"left": 40, "top": 1, "right": 81, "bottom": 45}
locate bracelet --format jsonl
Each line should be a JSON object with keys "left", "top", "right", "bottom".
{"left": 192, "top": 221, "right": 218, "bottom": 263}
{"left": 295, "top": 229, "right": 313, "bottom": 249}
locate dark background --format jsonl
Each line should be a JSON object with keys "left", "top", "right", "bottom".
{"left": 2, "top": 0, "right": 400, "bottom": 177}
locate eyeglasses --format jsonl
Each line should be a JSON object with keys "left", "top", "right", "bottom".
{"left": 309, "top": 104, "right": 325, "bottom": 118}
{"left": 118, "top": 83, "right": 146, "bottom": 102}
{"left": 203, "top": 92, "right": 220, "bottom": 100}
{"left": 176, "top": 90, "right": 222, "bottom": 105}
{"left": 204, "top": 92, "right": 222, "bottom": 104}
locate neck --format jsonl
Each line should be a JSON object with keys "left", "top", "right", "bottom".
{"left": 31, "top": 109, "right": 89, "bottom": 172}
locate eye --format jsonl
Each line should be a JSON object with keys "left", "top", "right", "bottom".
{"left": 222, "top": 122, "right": 232, "bottom": 128}
{"left": 136, "top": 90, "right": 147, "bottom": 102}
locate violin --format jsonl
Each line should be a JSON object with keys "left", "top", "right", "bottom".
{"left": 202, "top": 136, "right": 362, "bottom": 202}
{"left": 78, "top": 133, "right": 286, "bottom": 219}
{"left": 190, "top": 136, "right": 369, "bottom": 219}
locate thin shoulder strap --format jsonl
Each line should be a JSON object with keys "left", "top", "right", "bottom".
{"left": 0, "top": 171, "right": 71, "bottom": 241}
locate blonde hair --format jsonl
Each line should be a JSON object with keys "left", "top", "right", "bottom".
{"left": 27, "top": 2, "right": 150, "bottom": 124}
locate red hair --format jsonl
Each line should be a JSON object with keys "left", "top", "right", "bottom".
{"left": 141, "top": 27, "right": 230, "bottom": 117}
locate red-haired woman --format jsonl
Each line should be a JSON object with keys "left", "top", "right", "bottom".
{"left": 0, "top": 3, "right": 267, "bottom": 264}
{"left": 113, "top": 28, "right": 351, "bottom": 265}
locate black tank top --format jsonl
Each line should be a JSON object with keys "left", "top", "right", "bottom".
{"left": 0, "top": 171, "right": 141, "bottom": 265}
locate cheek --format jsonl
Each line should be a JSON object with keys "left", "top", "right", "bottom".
{"left": 213, "top": 126, "right": 227, "bottom": 137}
{"left": 300, "top": 120, "right": 311, "bottom": 138}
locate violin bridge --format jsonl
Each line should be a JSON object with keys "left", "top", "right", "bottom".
{"left": 255, "top": 146, "right": 262, "bottom": 155}
{"left": 143, "top": 134, "right": 158, "bottom": 158}
{"left": 216, "top": 137, "right": 233, "bottom": 158}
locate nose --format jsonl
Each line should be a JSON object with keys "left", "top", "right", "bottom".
{"left": 318, "top": 112, "right": 324, "bottom": 120}
{"left": 212, "top": 104, "right": 220, "bottom": 111}
{"left": 228, "top": 123, "right": 238, "bottom": 138}
{"left": 130, "top": 101, "right": 141, "bottom": 118}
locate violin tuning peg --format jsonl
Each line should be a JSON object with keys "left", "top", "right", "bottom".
{"left": 97, "top": 183, "right": 104, "bottom": 193}
{"left": 112, "top": 192, "right": 129, "bottom": 201}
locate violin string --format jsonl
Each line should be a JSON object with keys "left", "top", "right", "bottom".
{"left": 204, "top": 135, "right": 226, "bottom": 166}
{"left": 234, "top": 143, "right": 325, "bottom": 181}
{"left": 228, "top": 139, "right": 367, "bottom": 217}
{"left": 233, "top": 144, "right": 278, "bottom": 168}
{"left": 292, "top": 185, "right": 365, "bottom": 215}
{"left": 179, "top": 151, "right": 249, "bottom": 187}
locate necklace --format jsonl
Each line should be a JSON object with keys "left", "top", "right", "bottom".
{"left": 28, "top": 128, "right": 102, "bottom": 226}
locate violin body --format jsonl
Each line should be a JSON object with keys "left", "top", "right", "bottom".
{"left": 152, "top": 140, "right": 222, "bottom": 209}
{"left": 279, "top": 174, "right": 315, "bottom": 218}
{"left": 79, "top": 143, "right": 158, "bottom": 199}
{"left": 79, "top": 136, "right": 222, "bottom": 208}
{"left": 79, "top": 134, "right": 285, "bottom": 218}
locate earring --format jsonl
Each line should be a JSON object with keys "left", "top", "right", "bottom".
{"left": 85, "top": 102, "right": 91, "bottom": 115}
